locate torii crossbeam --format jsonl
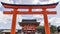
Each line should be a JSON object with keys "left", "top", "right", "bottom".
{"left": 1, "top": 2, "right": 58, "bottom": 34}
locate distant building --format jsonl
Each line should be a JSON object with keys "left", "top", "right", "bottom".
{"left": 19, "top": 19, "right": 40, "bottom": 34}
{"left": 0, "top": 29, "right": 43, "bottom": 34}
{"left": 0, "top": 29, "right": 18, "bottom": 34}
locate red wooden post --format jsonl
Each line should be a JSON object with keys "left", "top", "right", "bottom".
{"left": 1, "top": 2, "right": 58, "bottom": 34}
{"left": 43, "top": 9, "right": 50, "bottom": 34}
{"left": 10, "top": 9, "right": 17, "bottom": 34}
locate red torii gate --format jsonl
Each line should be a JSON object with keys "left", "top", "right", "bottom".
{"left": 1, "top": 2, "right": 58, "bottom": 34}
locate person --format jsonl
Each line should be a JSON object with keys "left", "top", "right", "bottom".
{"left": 57, "top": 26, "right": 60, "bottom": 33}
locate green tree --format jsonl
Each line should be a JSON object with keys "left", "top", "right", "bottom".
{"left": 50, "top": 25, "right": 57, "bottom": 33}
{"left": 37, "top": 26, "right": 45, "bottom": 34}
{"left": 37, "top": 25, "right": 57, "bottom": 34}
{"left": 0, "top": 30, "right": 3, "bottom": 34}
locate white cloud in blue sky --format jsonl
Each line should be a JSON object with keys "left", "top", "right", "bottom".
{"left": 0, "top": 0, "right": 60, "bottom": 29}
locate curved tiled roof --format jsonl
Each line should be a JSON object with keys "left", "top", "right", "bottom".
{"left": 19, "top": 19, "right": 40, "bottom": 24}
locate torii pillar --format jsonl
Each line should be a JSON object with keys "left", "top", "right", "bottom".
{"left": 1, "top": 2, "right": 58, "bottom": 34}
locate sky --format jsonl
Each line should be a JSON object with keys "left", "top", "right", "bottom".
{"left": 0, "top": 0, "right": 60, "bottom": 29}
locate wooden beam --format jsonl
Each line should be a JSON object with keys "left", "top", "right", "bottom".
{"left": 3, "top": 11, "right": 56, "bottom": 14}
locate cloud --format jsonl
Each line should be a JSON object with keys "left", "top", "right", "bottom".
{"left": 37, "top": 17, "right": 60, "bottom": 26}
{"left": 0, "top": 0, "right": 60, "bottom": 4}
{"left": 12, "top": 0, "right": 22, "bottom": 4}
{"left": 48, "top": 17, "right": 60, "bottom": 26}
{"left": 0, "top": 11, "right": 22, "bottom": 29}
{"left": 0, "top": 11, "right": 12, "bottom": 24}
{"left": 32, "top": 0, "right": 60, "bottom": 4}
{"left": 0, "top": 2, "right": 2, "bottom": 7}
{"left": 0, "top": 11, "right": 12, "bottom": 29}
{"left": 0, "top": 0, "right": 13, "bottom": 4}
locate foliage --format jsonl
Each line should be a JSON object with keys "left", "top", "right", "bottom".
{"left": 50, "top": 25, "right": 57, "bottom": 33}
{"left": 37, "top": 26, "right": 45, "bottom": 34}
{"left": 37, "top": 25, "right": 57, "bottom": 34}
{"left": 0, "top": 30, "right": 3, "bottom": 34}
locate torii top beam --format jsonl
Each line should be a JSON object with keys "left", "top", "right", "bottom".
{"left": 1, "top": 2, "right": 58, "bottom": 9}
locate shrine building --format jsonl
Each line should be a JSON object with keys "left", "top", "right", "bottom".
{"left": 18, "top": 19, "right": 40, "bottom": 34}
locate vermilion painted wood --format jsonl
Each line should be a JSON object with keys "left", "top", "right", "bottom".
{"left": 3, "top": 5, "right": 57, "bottom": 9}
{"left": 3, "top": 11, "right": 56, "bottom": 14}
{"left": 2, "top": 2, "right": 58, "bottom": 34}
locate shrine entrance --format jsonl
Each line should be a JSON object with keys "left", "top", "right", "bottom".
{"left": 24, "top": 30, "right": 35, "bottom": 34}
{"left": 19, "top": 19, "right": 40, "bottom": 34}
{"left": 1, "top": 2, "right": 58, "bottom": 34}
